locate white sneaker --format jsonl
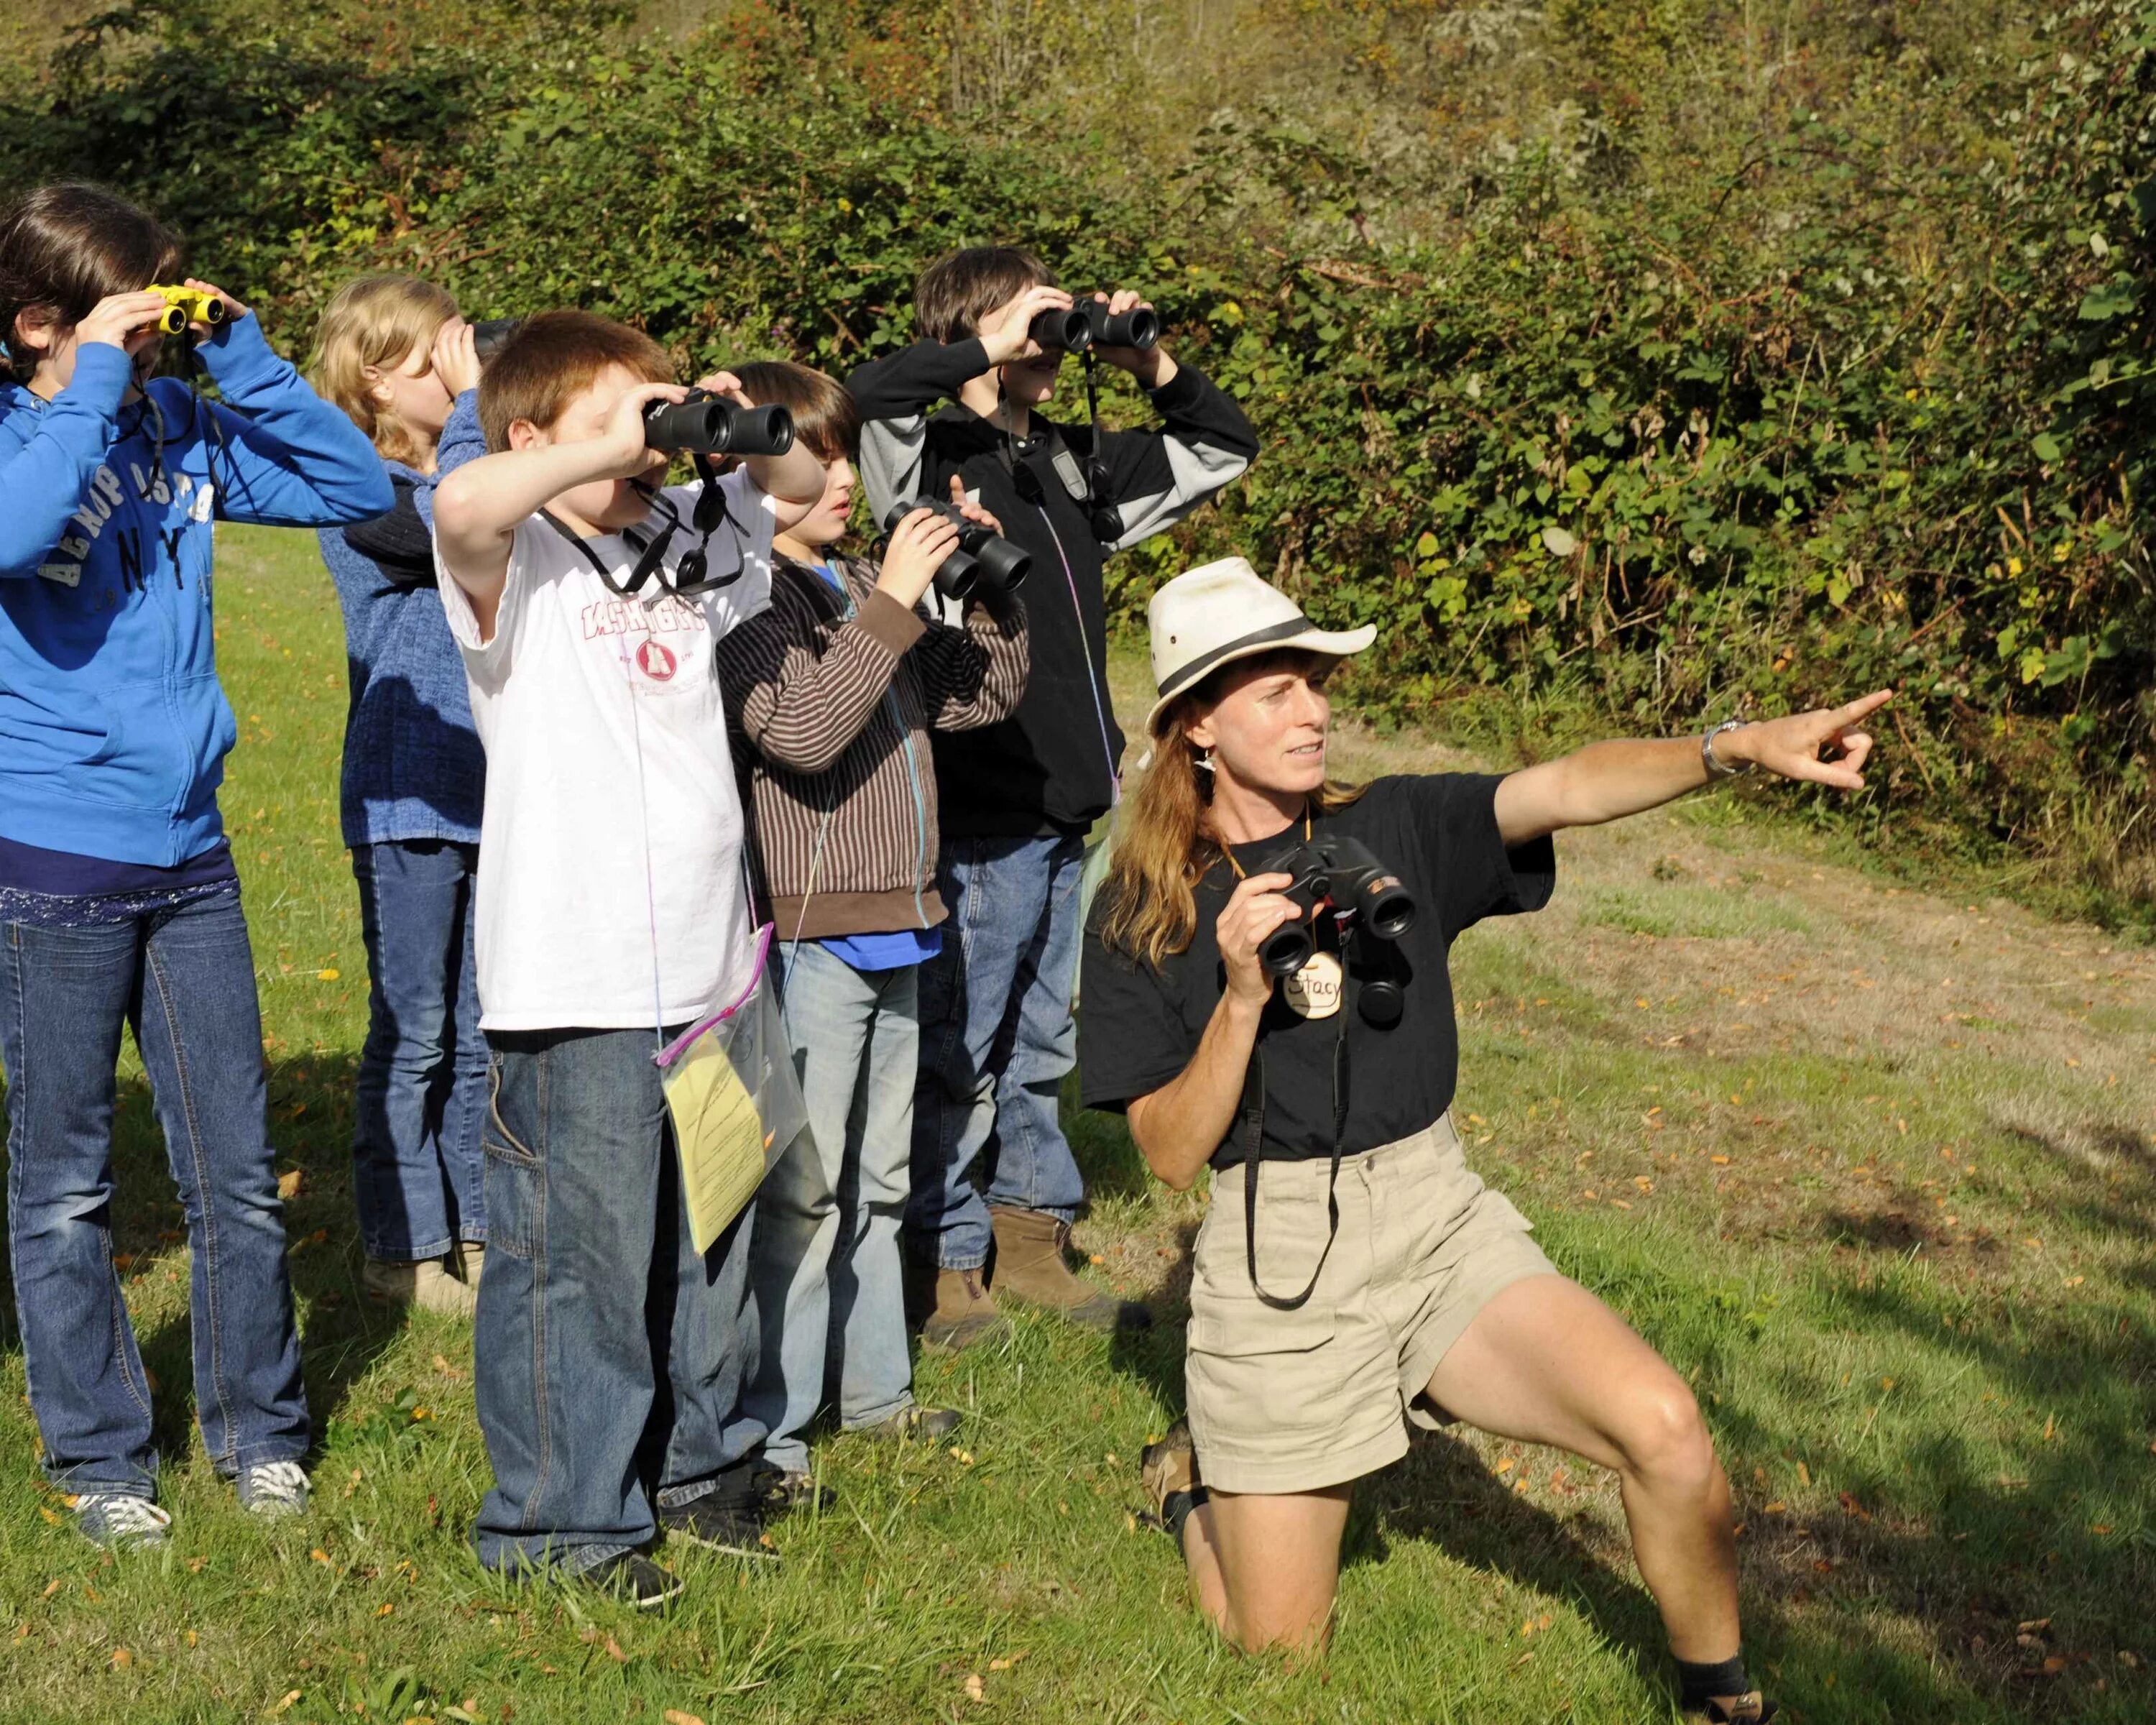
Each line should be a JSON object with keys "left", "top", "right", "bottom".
{"left": 69, "top": 1491, "right": 171, "bottom": 1549}
{"left": 236, "top": 1460, "right": 310, "bottom": 1519}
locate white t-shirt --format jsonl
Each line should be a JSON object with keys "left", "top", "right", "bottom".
{"left": 438, "top": 472, "right": 775, "bottom": 1031}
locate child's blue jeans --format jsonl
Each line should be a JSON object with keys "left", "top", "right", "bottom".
{"left": 0, "top": 888, "right": 309, "bottom": 1496}
{"left": 349, "top": 840, "right": 487, "bottom": 1261}
{"left": 471, "top": 1024, "right": 765, "bottom": 1577}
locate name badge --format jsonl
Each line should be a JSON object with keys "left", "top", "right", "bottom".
{"left": 1281, "top": 951, "right": 1344, "bottom": 1020}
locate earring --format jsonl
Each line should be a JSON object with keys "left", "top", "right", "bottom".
{"left": 1193, "top": 750, "right": 1215, "bottom": 774}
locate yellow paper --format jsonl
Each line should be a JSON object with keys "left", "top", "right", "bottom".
{"left": 664, "top": 1034, "right": 767, "bottom": 1254}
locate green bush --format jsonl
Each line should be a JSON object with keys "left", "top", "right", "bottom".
{"left": 4, "top": 0, "right": 2152, "bottom": 913}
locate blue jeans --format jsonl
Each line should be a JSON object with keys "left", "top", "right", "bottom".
{"left": 0, "top": 888, "right": 308, "bottom": 1495}
{"left": 471, "top": 1026, "right": 765, "bottom": 1576}
{"left": 748, "top": 946, "right": 918, "bottom": 1474}
{"left": 911, "top": 833, "right": 1088, "bottom": 1271}
{"left": 351, "top": 841, "right": 487, "bottom": 1261}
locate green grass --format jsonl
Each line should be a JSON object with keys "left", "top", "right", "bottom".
{"left": 1, "top": 525, "right": 2152, "bottom": 1723}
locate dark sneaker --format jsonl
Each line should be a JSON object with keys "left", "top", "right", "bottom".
{"left": 69, "top": 1491, "right": 170, "bottom": 1550}
{"left": 573, "top": 1551, "right": 684, "bottom": 1610}
{"left": 1693, "top": 1695, "right": 1777, "bottom": 1724}
{"left": 988, "top": 1207, "right": 1151, "bottom": 1333}
{"left": 756, "top": 1469, "right": 836, "bottom": 1517}
{"left": 658, "top": 1492, "right": 778, "bottom": 1559}
{"left": 859, "top": 1405, "right": 962, "bottom": 1445}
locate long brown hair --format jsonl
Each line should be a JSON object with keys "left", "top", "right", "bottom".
{"left": 1100, "top": 652, "right": 1365, "bottom": 967}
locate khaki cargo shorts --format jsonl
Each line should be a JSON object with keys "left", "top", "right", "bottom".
{"left": 1184, "top": 1114, "right": 1557, "bottom": 1496}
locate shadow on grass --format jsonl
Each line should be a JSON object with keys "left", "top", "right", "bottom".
{"left": 0, "top": 1053, "right": 418, "bottom": 1470}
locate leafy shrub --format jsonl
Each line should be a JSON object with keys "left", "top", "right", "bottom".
{"left": 4, "top": 0, "right": 2152, "bottom": 911}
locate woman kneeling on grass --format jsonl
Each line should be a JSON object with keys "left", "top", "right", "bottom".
{"left": 1079, "top": 558, "right": 1892, "bottom": 1723}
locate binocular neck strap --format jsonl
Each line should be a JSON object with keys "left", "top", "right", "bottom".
{"left": 1240, "top": 978, "right": 1350, "bottom": 1312}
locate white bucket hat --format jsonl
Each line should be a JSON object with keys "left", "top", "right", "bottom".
{"left": 1142, "top": 557, "right": 1376, "bottom": 740}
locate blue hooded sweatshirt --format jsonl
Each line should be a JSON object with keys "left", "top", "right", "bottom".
{"left": 0, "top": 316, "right": 392, "bottom": 868}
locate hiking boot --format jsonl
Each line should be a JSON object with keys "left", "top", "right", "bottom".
{"left": 988, "top": 1207, "right": 1152, "bottom": 1332}
{"left": 68, "top": 1491, "right": 170, "bottom": 1550}
{"left": 1140, "top": 1418, "right": 1207, "bottom": 1545}
{"left": 573, "top": 1550, "right": 684, "bottom": 1609}
{"left": 363, "top": 1254, "right": 477, "bottom": 1318}
{"left": 920, "top": 1266, "right": 1008, "bottom": 1353}
{"left": 757, "top": 1469, "right": 836, "bottom": 1517}
{"left": 658, "top": 1491, "right": 777, "bottom": 1560}
{"left": 857, "top": 1404, "right": 962, "bottom": 1445}
{"left": 236, "top": 1459, "right": 310, "bottom": 1519}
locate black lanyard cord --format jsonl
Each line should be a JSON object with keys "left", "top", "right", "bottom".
{"left": 1238, "top": 976, "right": 1352, "bottom": 1311}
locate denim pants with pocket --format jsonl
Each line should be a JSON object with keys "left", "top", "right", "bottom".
{"left": 0, "top": 888, "right": 309, "bottom": 1496}
{"left": 910, "top": 832, "right": 1089, "bottom": 1271}
{"left": 350, "top": 840, "right": 487, "bottom": 1261}
{"left": 747, "top": 944, "right": 918, "bottom": 1475}
{"left": 471, "top": 1024, "right": 765, "bottom": 1576}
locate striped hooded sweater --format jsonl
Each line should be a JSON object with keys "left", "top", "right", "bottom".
{"left": 715, "top": 551, "right": 1028, "bottom": 941}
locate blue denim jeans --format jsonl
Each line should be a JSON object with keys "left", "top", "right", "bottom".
{"left": 471, "top": 1025, "right": 765, "bottom": 1576}
{"left": 911, "top": 832, "right": 1088, "bottom": 1271}
{"left": 351, "top": 841, "right": 487, "bottom": 1261}
{"left": 0, "top": 888, "right": 308, "bottom": 1496}
{"left": 747, "top": 945, "right": 918, "bottom": 1474}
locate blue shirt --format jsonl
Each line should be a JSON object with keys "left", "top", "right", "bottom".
{"left": 806, "top": 561, "right": 941, "bottom": 972}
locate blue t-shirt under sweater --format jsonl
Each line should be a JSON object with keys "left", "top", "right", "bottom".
{"left": 808, "top": 561, "right": 940, "bottom": 972}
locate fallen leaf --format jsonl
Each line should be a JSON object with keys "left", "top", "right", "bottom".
{"left": 2017, "top": 1617, "right": 2052, "bottom": 1634}
{"left": 964, "top": 1673, "right": 985, "bottom": 1701}
{"left": 310, "top": 1549, "right": 331, "bottom": 1565}
{"left": 109, "top": 1647, "right": 131, "bottom": 1669}
{"left": 277, "top": 1169, "right": 303, "bottom": 1200}
{"left": 1763, "top": 1501, "right": 1787, "bottom": 1514}
{"left": 431, "top": 1354, "right": 466, "bottom": 1381}
{"left": 270, "top": 1690, "right": 302, "bottom": 1716}
{"left": 1495, "top": 1457, "right": 1516, "bottom": 1474}
{"left": 374, "top": 1603, "right": 394, "bottom": 1619}
{"left": 663, "top": 1713, "right": 706, "bottom": 1725}
{"left": 316, "top": 968, "right": 340, "bottom": 981}
{"left": 41, "top": 1579, "right": 61, "bottom": 1598}
{"left": 1797, "top": 1460, "right": 1812, "bottom": 1486}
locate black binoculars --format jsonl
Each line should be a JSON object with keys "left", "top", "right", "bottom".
{"left": 1256, "top": 834, "right": 1416, "bottom": 977}
{"left": 881, "top": 499, "right": 1031, "bottom": 602}
{"left": 469, "top": 317, "right": 522, "bottom": 364}
{"left": 1026, "top": 297, "right": 1161, "bottom": 354}
{"left": 643, "top": 389, "right": 796, "bottom": 459}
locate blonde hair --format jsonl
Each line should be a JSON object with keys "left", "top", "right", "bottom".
{"left": 310, "top": 274, "right": 459, "bottom": 468}
{"left": 1100, "top": 652, "right": 1365, "bottom": 967}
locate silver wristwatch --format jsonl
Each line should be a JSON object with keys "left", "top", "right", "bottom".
{"left": 1701, "top": 718, "right": 1754, "bottom": 780}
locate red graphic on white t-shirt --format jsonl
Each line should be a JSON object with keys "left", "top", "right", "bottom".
{"left": 635, "top": 639, "right": 678, "bottom": 681}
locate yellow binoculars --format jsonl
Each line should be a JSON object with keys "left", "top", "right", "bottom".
{"left": 151, "top": 285, "right": 227, "bottom": 335}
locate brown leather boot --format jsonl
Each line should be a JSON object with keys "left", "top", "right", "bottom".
{"left": 920, "top": 1266, "right": 1008, "bottom": 1353}
{"left": 987, "top": 1207, "right": 1151, "bottom": 1332}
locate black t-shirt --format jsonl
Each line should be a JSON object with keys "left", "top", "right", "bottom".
{"left": 1078, "top": 775, "right": 1556, "bottom": 1168}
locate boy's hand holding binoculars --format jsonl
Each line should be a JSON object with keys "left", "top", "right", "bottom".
{"left": 879, "top": 476, "right": 1008, "bottom": 607}
{"left": 1087, "top": 289, "right": 1173, "bottom": 385}
{"left": 691, "top": 369, "right": 757, "bottom": 410}
{"left": 596, "top": 382, "right": 688, "bottom": 478}
{"left": 977, "top": 285, "right": 1075, "bottom": 366}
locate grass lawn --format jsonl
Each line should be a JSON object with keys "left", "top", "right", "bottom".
{"left": 1, "top": 523, "right": 2152, "bottom": 1724}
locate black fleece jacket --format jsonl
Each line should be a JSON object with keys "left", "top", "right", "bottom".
{"left": 847, "top": 338, "right": 1257, "bottom": 835}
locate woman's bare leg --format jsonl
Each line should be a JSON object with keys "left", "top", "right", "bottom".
{"left": 1427, "top": 1275, "right": 1742, "bottom": 1671}
{"left": 1180, "top": 1484, "right": 1355, "bottom": 1652}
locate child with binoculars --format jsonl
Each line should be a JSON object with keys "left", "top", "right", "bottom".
{"left": 429, "top": 310, "right": 829, "bottom": 1607}
{"left": 847, "top": 246, "right": 1260, "bottom": 1351}
{"left": 711, "top": 359, "right": 1029, "bottom": 1496}
{"left": 310, "top": 275, "right": 493, "bottom": 1321}
{"left": 0, "top": 182, "right": 392, "bottom": 1547}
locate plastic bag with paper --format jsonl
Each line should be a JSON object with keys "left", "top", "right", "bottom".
{"left": 653, "top": 925, "right": 806, "bottom": 1255}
